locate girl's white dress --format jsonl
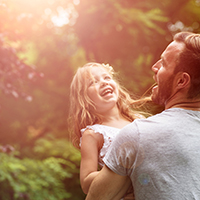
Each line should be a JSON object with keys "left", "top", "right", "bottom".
{"left": 80, "top": 124, "right": 120, "bottom": 167}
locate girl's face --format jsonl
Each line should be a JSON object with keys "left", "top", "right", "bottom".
{"left": 87, "top": 66, "right": 119, "bottom": 114}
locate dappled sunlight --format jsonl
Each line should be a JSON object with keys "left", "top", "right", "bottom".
{"left": 1, "top": 0, "right": 200, "bottom": 199}
{"left": 51, "top": 5, "right": 79, "bottom": 27}
{"left": 6, "top": 0, "right": 79, "bottom": 29}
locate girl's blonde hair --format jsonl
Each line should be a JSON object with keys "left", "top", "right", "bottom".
{"left": 69, "top": 62, "right": 150, "bottom": 148}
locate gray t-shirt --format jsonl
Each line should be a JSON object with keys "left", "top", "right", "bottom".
{"left": 103, "top": 108, "right": 200, "bottom": 200}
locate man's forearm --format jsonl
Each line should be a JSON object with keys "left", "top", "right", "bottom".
{"left": 85, "top": 165, "right": 130, "bottom": 200}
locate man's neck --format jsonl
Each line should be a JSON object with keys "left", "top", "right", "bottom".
{"left": 165, "top": 99, "right": 200, "bottom": 111}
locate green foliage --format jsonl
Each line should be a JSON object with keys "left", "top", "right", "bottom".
{"left": 0, "top": 150, "right": 72, "bottom": 200}
{"left": 33, "top": 135, "right": 85, "bottom": 200}
{"left": 33, "top": 135, "right": 81, "bottom": 170}
{"left": 115, "top": 4, "right": 168, "bottom": 34}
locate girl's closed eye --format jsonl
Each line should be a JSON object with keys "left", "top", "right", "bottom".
{"left": 104, "top": 75, "right": 111, "bottom": 80}
{"left": 88, "top": 79, "right": 98, "bottom": 87}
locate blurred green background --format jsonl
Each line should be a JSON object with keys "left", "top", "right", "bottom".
{"left": 0, "top": 0, "right": 200, "bottom": 199}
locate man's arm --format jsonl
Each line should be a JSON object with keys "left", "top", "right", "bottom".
{"left": 85, "top": 165, "right": 131, "bottom": 200}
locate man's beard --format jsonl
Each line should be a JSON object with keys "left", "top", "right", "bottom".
{"left": 152, "top": 75, "right": 175, "bottom": 106}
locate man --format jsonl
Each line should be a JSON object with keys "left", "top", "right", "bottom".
{"left": 85, "top": 31, "right": 200, "bottom": 200}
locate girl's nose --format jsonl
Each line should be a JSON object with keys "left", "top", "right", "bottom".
{"left": 100, "top": 79, "right": 108, "bottom": 87}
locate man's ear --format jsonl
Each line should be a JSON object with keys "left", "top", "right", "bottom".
{"left": 176, "top": 72, "right": 191, "bottom": 89}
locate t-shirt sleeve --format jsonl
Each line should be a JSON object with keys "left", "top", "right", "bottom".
{"left": 103, "top": 122, "right": 140, "bottom": 176}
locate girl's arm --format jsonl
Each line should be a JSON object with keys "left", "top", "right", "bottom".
{"left": 80, "top": 129, "right": 104, "bottom": 194}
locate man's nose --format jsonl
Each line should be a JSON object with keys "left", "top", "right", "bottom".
{"left": 152, "top": 59, "right": 161, "bottom": 73}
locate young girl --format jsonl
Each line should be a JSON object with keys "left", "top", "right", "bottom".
{"left": 69, "top": 62, "right": 149, "bottom": 199}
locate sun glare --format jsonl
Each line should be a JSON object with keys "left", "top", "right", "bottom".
{"left": 50, "top": 1, "right": 79, "bottom": 27}
{"left": 51, "top": 7, "right": 70, "bottom": 27}
{"left": 10, "top": 0, "right": 80, "bottom": 28}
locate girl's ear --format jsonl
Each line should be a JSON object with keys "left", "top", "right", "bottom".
{"left": 176, "top": 72, "right": 191, "bottom": 89}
